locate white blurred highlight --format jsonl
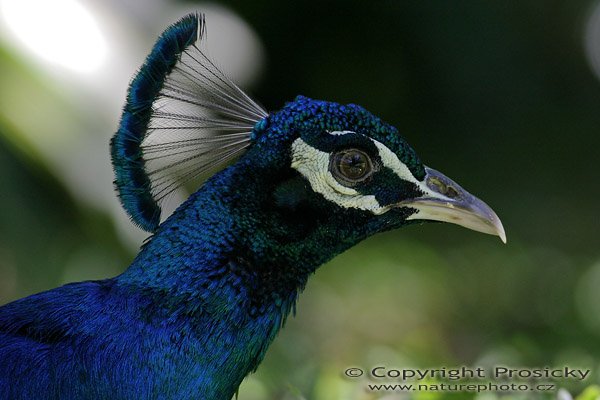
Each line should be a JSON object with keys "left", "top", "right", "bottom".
{"left": 0, "top": 1, "right": 265, "bottom": 249}
{"left": 584, "top": 0, "right": 600, "bottom": 83}
{"left": 0, "top": 0, "right": 108, "bottom": 73}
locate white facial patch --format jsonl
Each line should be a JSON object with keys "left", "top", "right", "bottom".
{"left": 291, "top": 138, "right": 388, "bottom": 214}
{"left": 290, "top": 132, "right": 448, "bottom": 215}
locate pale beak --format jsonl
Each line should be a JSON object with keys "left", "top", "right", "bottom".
{"left": 401, "top": 166, "right": 506, "bottom": 243}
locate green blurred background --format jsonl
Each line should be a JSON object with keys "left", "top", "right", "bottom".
{"left": 1, "top": 1, "right": 599, "bottom": 399}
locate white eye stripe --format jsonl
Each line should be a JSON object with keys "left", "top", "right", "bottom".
{"left": 372, "top": 141, "right": 417, "bottom": 183}
{"left": 369, "top": 140, "right": 444, "bottom": 200}
{"left": 290, "top": 133, "right": 444, "bottom": 214}
{"left": 327, "top": 130, "right": 355, "bottom": 136}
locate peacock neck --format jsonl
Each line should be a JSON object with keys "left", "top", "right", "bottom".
{"left": 118, "top": 153, "right": 374, "bottom": 307}
{"left": 112, "top": 153, "right": 402, "bottom": 398}
{"left": 114, "top": 163, "right": 313, "bottom": 398}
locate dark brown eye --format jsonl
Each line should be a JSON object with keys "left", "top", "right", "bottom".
{"left": 330, "top": 149, "right": 373, "bottom": 184}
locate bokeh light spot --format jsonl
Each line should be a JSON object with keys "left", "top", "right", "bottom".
{"left": 575, "top": 260, "right": 600, "bottom": 334}
{"left": 584, "top": 0, "right": 600, "bottom": 83}
{"left": 0, "top": 0, "right": 107, "bottom": 73}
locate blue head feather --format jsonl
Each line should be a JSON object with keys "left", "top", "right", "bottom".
{"left": 253, "top": 95, "right": 426, "bottom": 180}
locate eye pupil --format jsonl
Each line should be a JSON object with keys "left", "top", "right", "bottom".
{"left": 331, "top": 149, "right": 373, "bottom": 184}
{"left": 340, "top": 153, "right": 367, "bottom": 178}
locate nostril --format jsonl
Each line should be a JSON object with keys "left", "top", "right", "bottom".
{"left": 427, "top": 177, "right": 459, "bottom": 198}
{"left": 446, "top": 185, "right": 459, "bottom": 198}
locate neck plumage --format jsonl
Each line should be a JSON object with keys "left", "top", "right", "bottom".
{"left": 114, "top": 160, "right": 367, "bottom": 398}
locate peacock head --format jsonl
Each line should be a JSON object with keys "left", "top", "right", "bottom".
{"left": 243, "top": 95, "right": 506, "bottom": 243}
{"left": 112, "top": 13, "right": 505, "bottom": 250}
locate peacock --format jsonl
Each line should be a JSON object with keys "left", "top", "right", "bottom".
{"left": 0, "top": 13, "right": 505, "bottom": 400}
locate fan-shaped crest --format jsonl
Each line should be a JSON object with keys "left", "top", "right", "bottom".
{"left": 111, "top": 13, "right": 267, "bottom": 232}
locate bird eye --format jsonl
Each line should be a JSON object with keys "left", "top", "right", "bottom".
{"left": 330, "top": 149, "right": 374, "bottom": 185}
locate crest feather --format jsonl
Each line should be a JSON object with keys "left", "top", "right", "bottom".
{"left": 111, "top": 13, "right": 267, "bottom": 232}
